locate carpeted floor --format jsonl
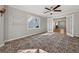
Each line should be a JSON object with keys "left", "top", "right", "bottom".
{"left": 0, "top": 32, "right": 79, "bottom": 53}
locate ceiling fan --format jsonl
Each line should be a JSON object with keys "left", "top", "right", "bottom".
{"left": 44, "top": 5, "right": 62, "bottom": 15}
{"left": 0, "top": 8, "right": 6, "bottom": 16}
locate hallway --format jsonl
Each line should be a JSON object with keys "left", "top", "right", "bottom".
{"left": 53, "top": 17, "right": 66, "bottom": 34}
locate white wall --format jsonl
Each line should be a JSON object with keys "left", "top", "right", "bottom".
{"left": 74, "top": 13, "right": 79, "bottom": 37}
{"left": 5, "top": 6, "right": 47, "bottom": 41}
{"left": 0, "top": 14, "right": 4, "bottom": 45}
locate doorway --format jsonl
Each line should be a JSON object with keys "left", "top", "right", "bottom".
{"left": 53, "top": 17, "right": 66, "bottom": 34}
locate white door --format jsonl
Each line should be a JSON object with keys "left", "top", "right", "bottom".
{"left": 47, "top": 18, "right": 55, "bottom": 32}
{"left": 66, "top": 14, "right": 74, "bottom": 37}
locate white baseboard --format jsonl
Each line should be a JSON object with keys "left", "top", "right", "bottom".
{"left": 5, "top": 32, "right": 46, "bottom": 42}
{"left": 5, "top": 35, "right": 28, "bottom": 42}
{"left": 75, "top": 34, "right": 79, "bottom": 37}
{"left": 67, "top": 33, "right": 74, "bottom": 37}
{"left": 0, "top": 43, "right": 4, "bottom": 47}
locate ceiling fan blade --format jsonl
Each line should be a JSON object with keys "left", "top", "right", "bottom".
{"left": 53, "top": 5, "right": 61, "bottom": 10}
{"left": 44, "top": 11, "right": 50, "bottom": 14}
{"left": 0, "top": 8, "right": 6, "bottom": 13}
{"left": 54, "top": 10, "right": 61, "bottom": 12}
{"left": 45, "top": 7, "right": 51, "bottom": 10}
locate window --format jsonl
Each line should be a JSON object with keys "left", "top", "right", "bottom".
{"left": 27, "top": 16, "right": 40, "bottom": 29}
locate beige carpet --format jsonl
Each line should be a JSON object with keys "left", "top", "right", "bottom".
{"left": 0, "top": 32, "right": 79, "bottom": 53}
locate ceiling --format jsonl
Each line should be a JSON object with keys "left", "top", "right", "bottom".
{"left": 9, "top": 5, "right": 79, "bottom": 18}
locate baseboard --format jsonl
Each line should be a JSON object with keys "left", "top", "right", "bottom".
{"left": 75, "top": 34, "right": 79, "bottom": 37}
{"left": 0, "top": 43, "right": 4, "bottom": 47}
{"left": 67, "top": 33, "right": 74, "bottom": 37}
{"left": 5, "top": 35, "right": 28, "bottom": 42}
{"left": 5, "top": 32, "right": 46, "bottom": 42}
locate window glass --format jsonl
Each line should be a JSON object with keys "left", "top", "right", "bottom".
{"left": 27, "top": 16, "right": 40, "bottom": 29}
